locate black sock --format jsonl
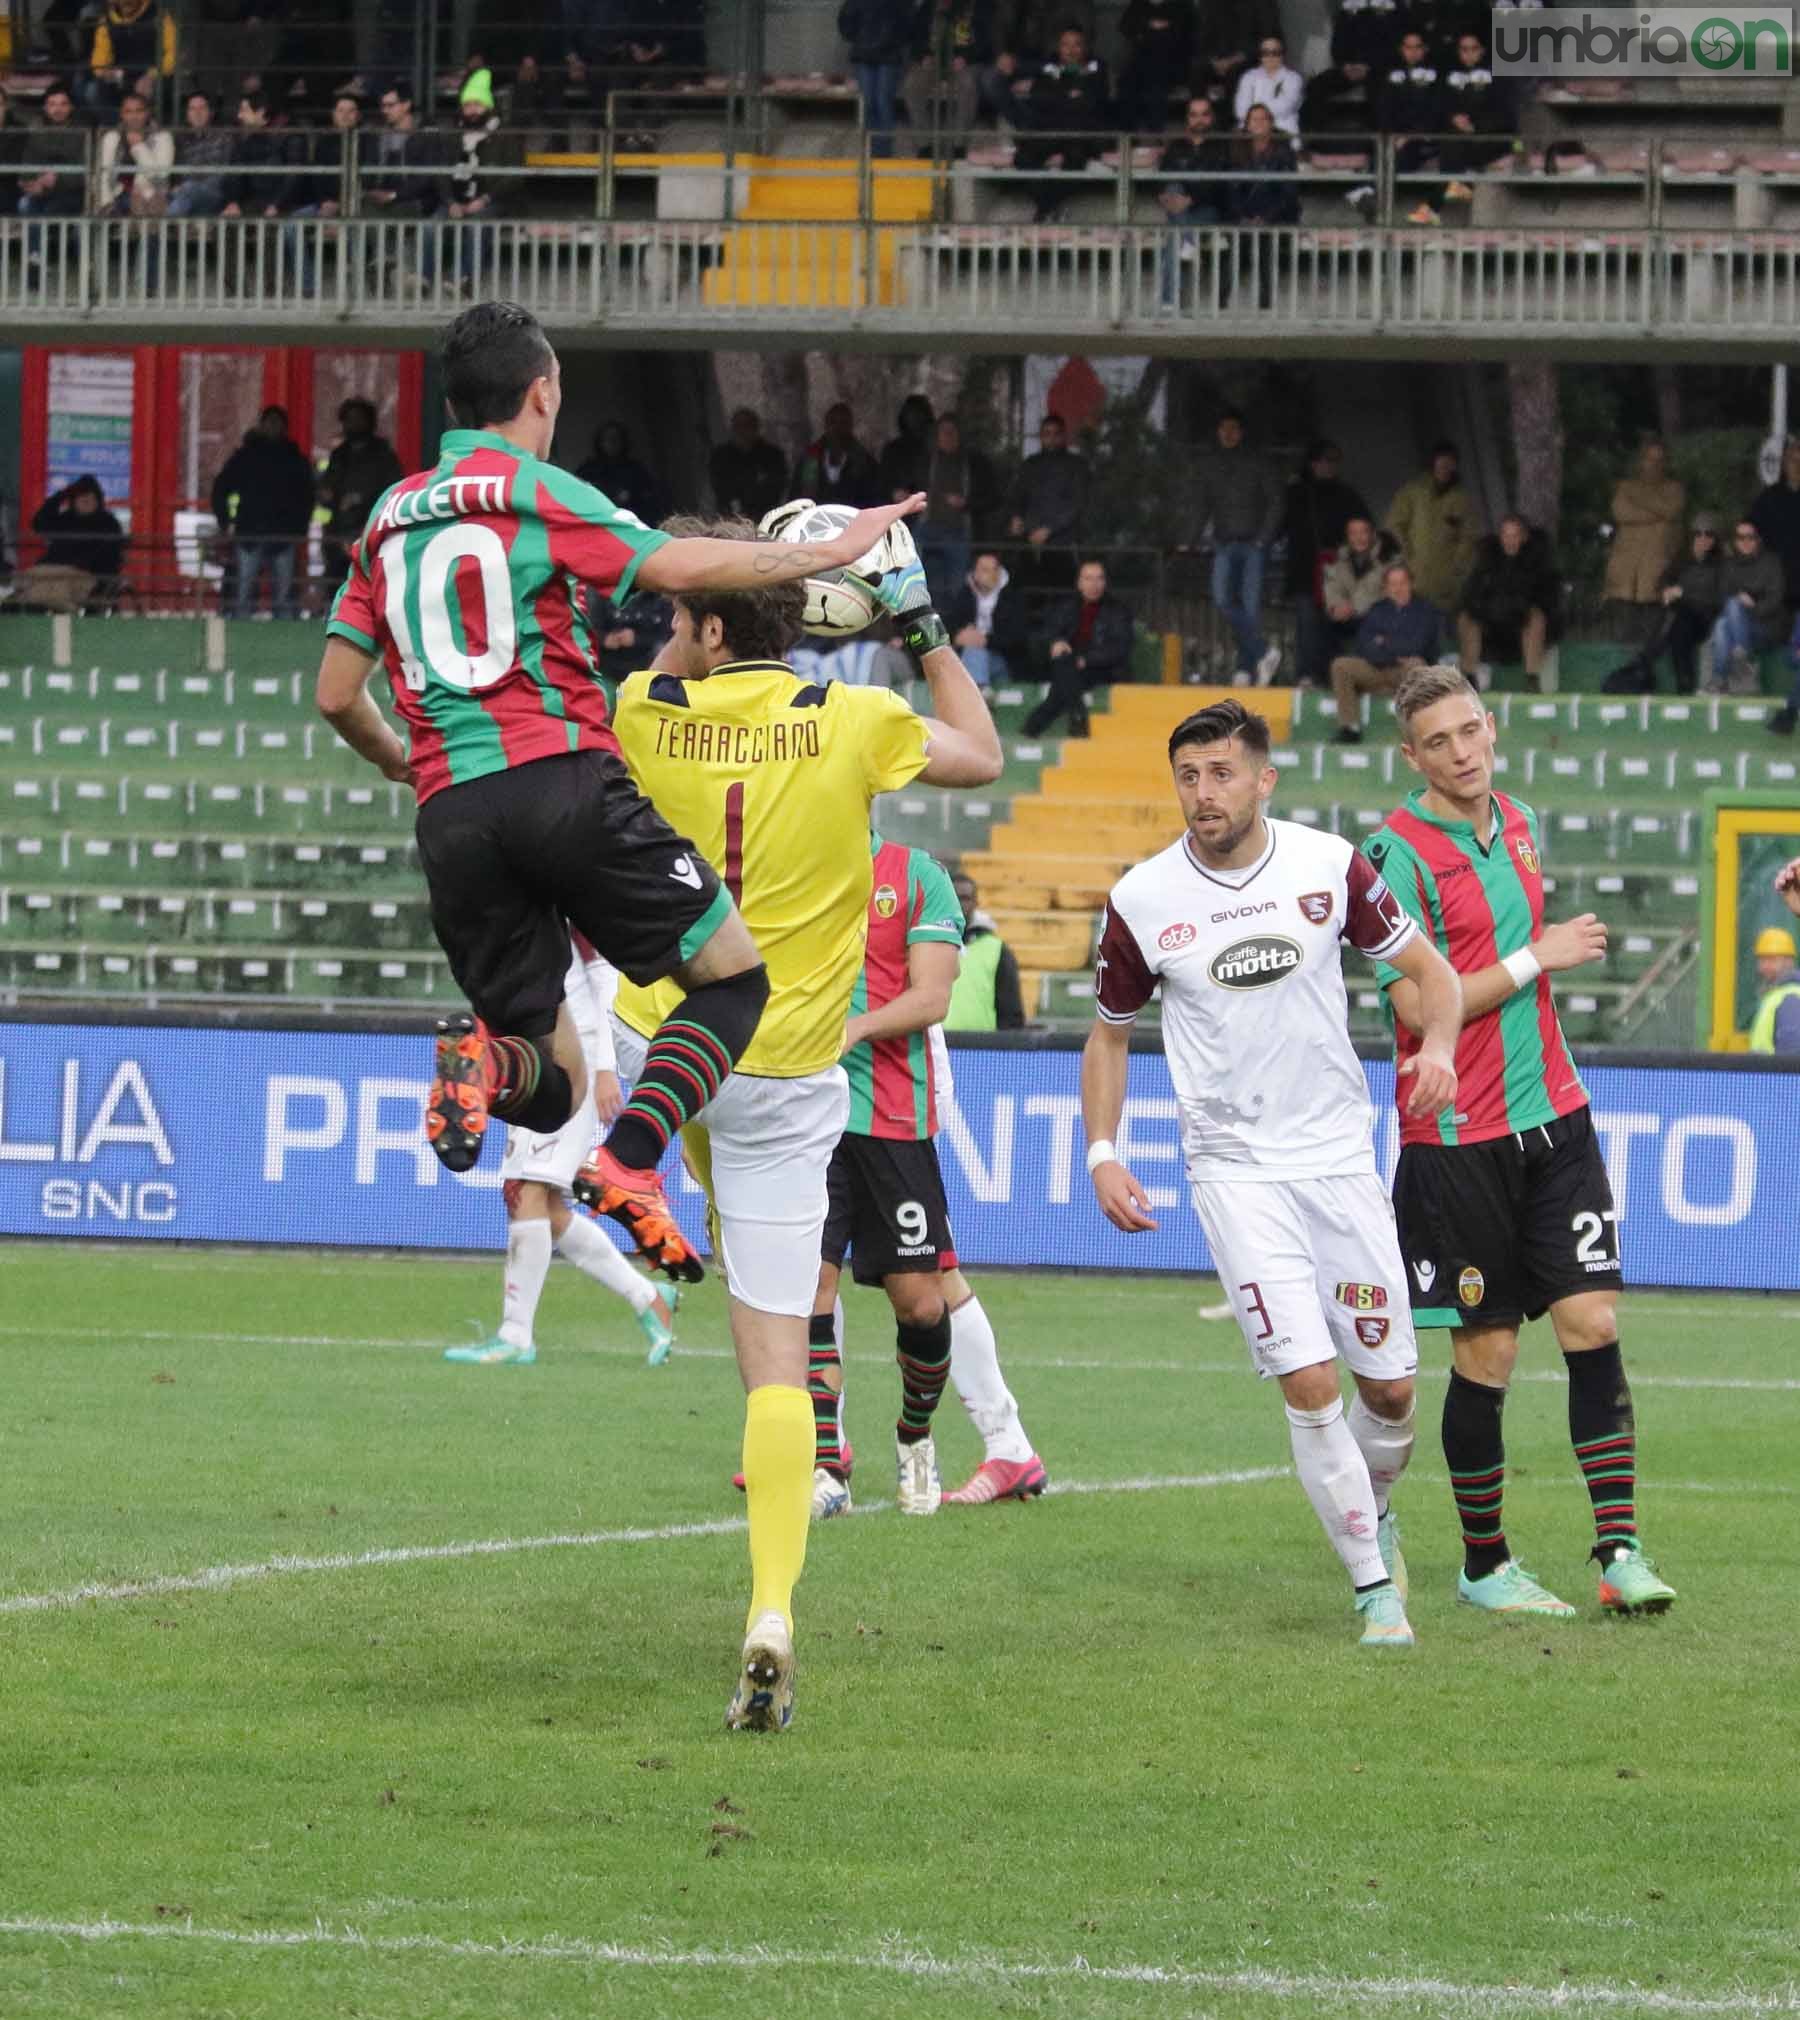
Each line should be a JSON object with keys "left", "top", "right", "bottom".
{"left": 487, "top": 1034, "right": 574, "bottom": 1135}
{"left": 895, "top": 1305, "right": 951, "bottom": 1444}
{"left": 1443, "top": 1367, "right": 1509, "bottom": 1580}
{"left": 604, "top": 964, "right": 770, "bottom": 1171}
{"left": 1567, "top": 1340, "right": 1637, "bottom": 1561}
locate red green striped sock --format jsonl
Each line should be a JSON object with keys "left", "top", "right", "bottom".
{"left": 1443, "top": 1368, "right": 1510, "bottom": 1579}
{"left": 1568, "top": 1342, "right": 1637, "bottom": 1558}
{"left": 604, "top": 968, "right": 767, "bottom": 1173}
{"left": 895, "top": 1308, "right": 951, "bottom": 1445}
{"left": 809, "top": 1312, "right": 845, "bottom": 1475}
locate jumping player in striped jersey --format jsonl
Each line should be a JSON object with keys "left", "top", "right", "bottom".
{"left": 1366, "top": 666, "right": 1676, "bottom": 1617}
{"left": 445, "top": 932, "right": 679, "bottom": 1369}
{"left": 315, "top": 301, "right": 925, "bottom": 1284}
{"left": 809, "top": 834, "right": 1045, "bottom": 1517}
{"left": 599, "top": 513, "right": 1003, "bottom": 1731}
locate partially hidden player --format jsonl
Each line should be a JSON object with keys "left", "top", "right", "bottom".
{"left": 446, "top": 930, "right": 678, "bottom": 1368}
{"left": 1366, "top": 667, "right": 1676, "bottom": 1617}
{"left": 596, "top": 512, "right": 1003, "bottom": 1729}
{"left": 315, "top": 301, "right": 926, "bottom": 1281}
{"left": 1081, "top": 699, "right": 1463, "bottom": 1649}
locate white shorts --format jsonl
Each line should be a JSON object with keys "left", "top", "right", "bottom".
{"left": 498, "top": 1090, "right": 597, "bottom": 1193}
{"left": 613, "top": 1018, "right": 849, "bottom": 1319}
{"left": 1189, "top": 1170, "right": 1419, "bottom": 1384}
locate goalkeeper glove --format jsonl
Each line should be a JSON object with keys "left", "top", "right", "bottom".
{"left": 871, "top": 522, "right": 950, "bottom": 657}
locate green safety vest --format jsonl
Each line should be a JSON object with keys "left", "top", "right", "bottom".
{"left": 945, "top": 930, "right": 1004, "bottom": 1031}
{"left": 1749, "top": 977, "right": 1800, "bottom": 1053}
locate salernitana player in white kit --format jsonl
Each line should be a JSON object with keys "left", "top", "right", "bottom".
{"left": 446, "top": 929, "right": 678, "bottom": 1368}
{"left": 1080, "top": 699, "right": 1463, "bottom": 1648}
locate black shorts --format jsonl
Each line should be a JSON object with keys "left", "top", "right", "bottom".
{"left": 1393, "top": 1104, "right": 1622, "bottom": 1329}
{"left": 414, "top": 748, "right": 728, "bottom": 1039}
{"left": 821, "top": 1133, "right": 958, "bottom": 1287}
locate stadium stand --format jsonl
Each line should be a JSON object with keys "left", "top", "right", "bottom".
{"left": 1, "top": 620, "right": 1786, "bottom": 1049}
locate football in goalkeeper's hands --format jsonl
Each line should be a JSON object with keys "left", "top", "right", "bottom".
{"left": 759, "top": 498, "right": 886, "bottom": 639}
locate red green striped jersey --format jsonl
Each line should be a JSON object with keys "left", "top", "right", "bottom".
{"left": 843, "top": 837, "right": 964, "bottom": 1139}
{"left": 1364, "top": 788, "right": 1587, "bottom": 1147}
{"left": 325, "top": 429, "right": 669, "bottom": 804}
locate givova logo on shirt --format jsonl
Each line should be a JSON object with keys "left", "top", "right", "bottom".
{"left": 1208, "top": 934, "right": 1304, "bottom": 989}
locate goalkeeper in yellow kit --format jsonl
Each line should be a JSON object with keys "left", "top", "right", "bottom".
{"left": 587, "top": 510, "right": 1002, "bottom": 1731}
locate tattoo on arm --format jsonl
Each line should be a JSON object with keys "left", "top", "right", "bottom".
{"left": 753, "top": 542, "right": 830, "bottom": 577}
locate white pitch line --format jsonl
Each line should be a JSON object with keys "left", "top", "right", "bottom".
{"left": 0, "top": 1469, "right": 1287, "bottom": 1618}
{"left": 7, "top": 1323, "right": 1800, "bottom": 1395}
{"left": 0, "top": 1915, "right": 1793, "bottom": 2018}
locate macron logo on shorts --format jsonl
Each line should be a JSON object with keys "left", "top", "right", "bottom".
{"left": 1412, "top": 1258, "right": 1436, "bottom": 1293}
{"left": 668, "top": 855, "right": 703, "bottom": 890}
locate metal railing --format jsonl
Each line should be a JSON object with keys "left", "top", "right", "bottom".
{"left": 16, "top": 213, "right": 1800, "bottom": 343}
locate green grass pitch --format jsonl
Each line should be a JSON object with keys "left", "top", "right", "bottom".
{"left": 0, "top": 1242, "right": 1795, "bottom": 2020}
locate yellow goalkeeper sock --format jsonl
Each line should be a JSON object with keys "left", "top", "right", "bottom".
{"left": 742, "top": 1383, "right": 813, "bottom": 1632}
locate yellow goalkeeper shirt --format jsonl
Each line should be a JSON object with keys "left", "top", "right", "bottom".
{"left": 613, "top": 660, "right": 932, "bottom": 1078}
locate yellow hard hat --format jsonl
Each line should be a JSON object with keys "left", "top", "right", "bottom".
{"left": 1755, "top": 925, "right": 1797, "bottom": 959}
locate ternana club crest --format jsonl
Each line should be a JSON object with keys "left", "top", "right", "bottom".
{"left": 1515, "top": 837, "right": 1539, "bottom": 876}
{"left": 873, "top": 883, "right": 899, "bottom": 919}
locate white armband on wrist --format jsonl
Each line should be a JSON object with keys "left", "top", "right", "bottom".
{"left": 1501, "top": 947, "right": 1542, "bottom": 993}
{"left": 1086, "top": 1138, "right": 1118, "bottom": 1173}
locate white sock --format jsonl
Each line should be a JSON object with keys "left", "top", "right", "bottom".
{"left": 1285, "top": 1396, "right": 1387, "bottom": 1588}
{"left": 498, "top": 1217, "right": 553, "bottom": 1348}
{"left": 949, "top": 1294, "right": 1033, "bottom": 1463}
{"left": 555, "top": 1212, "right": 657, "bottom": 1314}
{"left": 831, "top": 1297, "right": 847, "bottom": 1452}
{"left": 1347, "top": 1393, "right": 1415, "bottom": 1518}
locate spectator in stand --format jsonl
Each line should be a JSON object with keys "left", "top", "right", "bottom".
{"left": 879, "top": 393, "right": 937, "bottom": 499}
{"left": 1603, "top": 435, "right": 1686, "bottom": 647}
{"left": 1008, "top": 411, "right": 1089, "bottom": 589}
{"left": 211, "top": 405, "right": 316, "bottom": 620}
{"left": 363, "top": 81, "right": 440, "bottom": 221}
{"left": 1603, "top": 512, "right": 1722, "bottom": 697}
{"left": 1457, "top": 511, "right": 1561, "bottom": 688}
{"left": 577, "top": 421, "right": 664, "bottom": 524}
{"left": 1748, "top": 924, "right": 1800, "bottom": 1052}
{"left": 923, "top": 0, "right": 991, "bottom": 124}
{"left": 1749, "top": 436, "right": 1800, "bottom": 642}
{"left": 794, "top": 402, "right": 883, "bottom": 508}
{"left": 222, "top": 91, "right": 283, "bottom": 217}
{"left": 441, "top": 68, "right": 514, "bottom": 283}
{"left": 709, "top": 407, "right": 788, "bottom": 523}
{"left": 0, "top": 83, "right": 23, "bottom": 215}
{"left": 1542, "top": 137, "right": 1602, "bottom": 177}
{"left": 918, "top": 414, "right": 996, "bottom": 607}
{"left": 1156, "top": 94, "right": 1229, "bottom": 308}
{"left": 316, "top": 397, "right": 404, "bottom": 587}
{"left": 1190, "top": 0, "right": 1274, "bottom": 117}
{"left": 17, "top": 83, "right": 88, "bottom": 245}
{"left": 1387, "top": 440, "right": 1478, "bottom": 612}
{"left": 1285, "top": 440, "right": 1373, "bottom": 686}
{"left": 1022, "top": 556, "right": 1135, "bottom": 737}
{"left": 1706, "top": 517, "right": 1784, "bottom": 696}
{"left": 1234, "top": 32, "right": 1303, "bottom": 136}
{"left": 168, "top": 89, "right": 232, "bottom": 216}
{"left": 97, "top": 90, "right": 173, "bottom": 216}
{"left": 1014, "top": 24, "right": 1111, "bottom": 221}
{"left": 1438, "top": 31, "right": 1515, "bottom": 200}
{"left": 1306, "top": 0, "right": 1397, "bottom": 155}
{"left": 945, "top": 547, "right": 1030, "bottom": 687}
{"left": 86, "top": 0, "right": 176, "bottom": 116}
{"left": 281, "top": 89, "right": 360, "bottom": 295}
{"left": 1329, "top": 559, "right": 1441, "bottom": 743}
{"left": 1185, "top": 406, "right": 1283, "bottom": 682}
{"left": 593, "top": 588, "right": 674, "bottom": 687}
{"left": 613, "top": 0, "right": 708, "bottom": 84}
{"left": 1226, "top": 101, "right": 1300, "bottom": 306}
{"left": 947, "top": 868, "right": 1028, "bottom": 1030}
{"left": 1117, "top": 1, "right": 1195, "bottom": 133}
{"left": 838, "top": 0, "right": 922, "bottom": 158}
{"left": 1318, "top": 515, "right": 1403, "bottom": 680}
{"left": 15, "top": 477, "right": 126, "bottom": 613}
{"left": 1377, "top": 28, "right": 1443, "bottom": 219}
